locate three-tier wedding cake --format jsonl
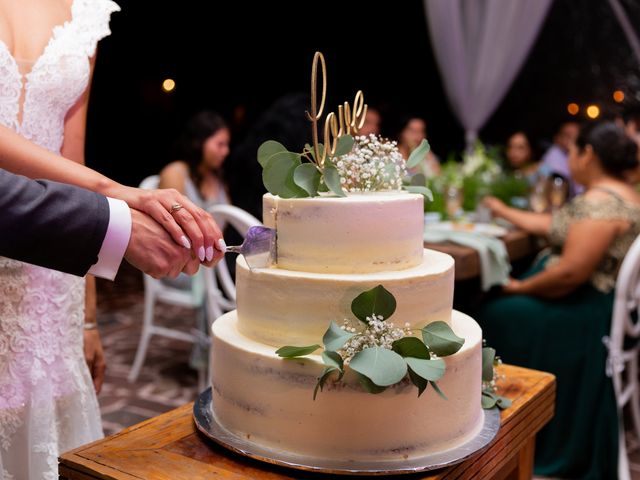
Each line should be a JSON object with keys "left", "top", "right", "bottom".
{"left": 210, "top": 191, "right": 484, "bottom": 461}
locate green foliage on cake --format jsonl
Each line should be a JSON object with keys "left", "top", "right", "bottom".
{"left": 258, "top": 137, "right": 433, "bottom": 201}
{"left": 275, "top": 284, "right": 463, "bottom": 400}
{"left": 481, "top": 345, "right": 512, "bottom": 410}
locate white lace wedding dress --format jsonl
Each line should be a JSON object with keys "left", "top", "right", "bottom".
{"left": 0, "top": 1, "right": 119, "bottom": 479}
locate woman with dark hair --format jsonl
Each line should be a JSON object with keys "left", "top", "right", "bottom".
{"left": 505, "top": 130, "right": 540, "bottom": 182}
{"left": 391, "top": 114, "right": 440, "bottom": 177}
{"left": 478, "top": 122, "right": 640, "bottom": 479}
{"left": 160, "top": 111, "right": 231, "bottom": 208}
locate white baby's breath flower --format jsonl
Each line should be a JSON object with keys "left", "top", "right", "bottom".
{"left": 333, "top": 134, "right": 407, "bottom": 192}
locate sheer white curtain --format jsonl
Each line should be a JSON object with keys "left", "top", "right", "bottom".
{"left": 424, "top": 0, "right": 552, "bottom": 147}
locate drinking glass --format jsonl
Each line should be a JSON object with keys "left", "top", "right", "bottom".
{"left": 446, "top": 185, "right": 463, "bottom": 220}
{"left": 529, "top": 178, "right": 548, "bottom": 213}
{"left": 549, "top": 176, "right": 568, "bottom": 210}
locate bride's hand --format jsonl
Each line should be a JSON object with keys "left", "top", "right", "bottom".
{"left": 115, "top": 185, "right": 225, "bottom": 265}
{"left": 84, "top": 329, "right": 106, "bottom": 394}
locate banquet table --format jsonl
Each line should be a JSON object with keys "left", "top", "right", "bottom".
{"left": 424, "top": 229, "right": 538, "bottom": 281}
{"left": 59, "top": 364, "right": 555, "bottom": 480}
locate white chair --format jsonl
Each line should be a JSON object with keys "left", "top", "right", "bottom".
{"left": 604, "top": 234, "right": 640, "bottom": 480}
{"left": 128, "top": 175, "right": 205, "bottom": 386}
{"left": 203, "top": 204, "right": 262, "bottom": 322}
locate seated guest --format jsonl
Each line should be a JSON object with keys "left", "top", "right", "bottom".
{"left": 160, "top": 111, "right": 231, "bottom": 208}
{"left": 505, "top": 131, "right": 540, "bottom": 183}
{"left": 394, "top": 114, "right": 441, "bottom": 177}
{"left": 479, "top": 122, "right": 640, "bottom": 479}
{"left": 539, "top": 120, "right": 581, "bottom": 196}
{"left": 358, "top": 106, "right": 382, "bottom": 137}
{"left": 159, "top": 111, "right": 231, "bottom": 368}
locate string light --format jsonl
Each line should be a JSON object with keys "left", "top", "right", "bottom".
{"left": 613, "top": 90, "right": 625, "bottom": 103}
{"left": 586, "top": 105, "right": 600, "bottom": 119}
{"left": 567, "top": 103, "right": 579, "bottom": 115}
{"left": 162, "top": 78, "right": 176, "bottom": 93}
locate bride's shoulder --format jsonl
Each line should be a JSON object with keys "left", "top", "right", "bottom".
{"left": 72, "top": 0, "right": 120, "bottom": 55}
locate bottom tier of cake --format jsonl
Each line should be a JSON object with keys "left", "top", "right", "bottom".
{"left": 210, "top": 310, "right": 484, "bottom": 462}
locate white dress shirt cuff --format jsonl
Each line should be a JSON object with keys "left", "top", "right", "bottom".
{"left": 88, "top": 197, "right": 132, "bottom": 280}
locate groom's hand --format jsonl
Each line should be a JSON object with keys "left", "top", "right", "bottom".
{"left": 124, "top": 209, "right": 196, "bottom": 278}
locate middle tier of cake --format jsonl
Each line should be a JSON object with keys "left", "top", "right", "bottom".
{"left": 235, "top": 249, "right": 454, "bottom": 347}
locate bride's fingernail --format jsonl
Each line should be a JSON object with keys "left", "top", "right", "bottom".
{"left": 206, "top": 246, "right": 214, "bottom": 262}
{"left": 198, "top": 246, "right": 206, "bottom": 262}
{"left": 181, "top": 235, "right": 191, "bottom": 249}
{"left": 218, "top": 239, "right": 227, "bottom": 253}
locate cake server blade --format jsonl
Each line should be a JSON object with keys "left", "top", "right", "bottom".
{"left": 225, "top": 226, "right": 276, "bottom": 269}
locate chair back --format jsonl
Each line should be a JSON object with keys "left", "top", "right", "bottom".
{"left": 204, "top": 204, "right": 262, "bottom": 320}
{"left": 606, "top": 234, "right": 640, "bottom": 480}
{"left": 607, "top": 234, "right": 640, "bottom": 391}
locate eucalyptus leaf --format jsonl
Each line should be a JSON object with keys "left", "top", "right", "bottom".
{"left": 322, "top": 350, "right": 344, "bottom": 373}
{"left": 392, "top": 337, "right": 430, "bottom": 359}
{"left": 421, "top": 321, "right": 465, "bottom": 357}
{"left": 408, "top": 368, "right": 428, "bottom": 397}
{"left": 351, "top": 285, "right": 397, "bottom": 323}
{"left": 275, "top": 344, "right": 320, "bottom": 358}
{"left": 406, "top": 139, "right": 431, "bottom": 169}
{"left": 258, "top": 140, "right": 288, "bottom": 167}
{"left": 322, "top": 321, "right": 356, "bottom": 351}
{"left": 405, "top": 185, "right": 434, "bottom": 202}
{"left": 314, "top": 367, "right": 338, "bottom": 400}
{"left": 333, "top": 135, "right": 355, "bottom": 157}
{"left": 430, "top": 381, "right": 448, "bottom": 400}
{"left": 349, "top": 347, "right": 407, "bottom": 387}
{"left": 496, "top": 396, "right": 512, "bottom": 409}
{"left": 481, "top": 391, "right": 498, "bottom": 409}
{"left": 323, "top": 161, "right": 346, "bottom": 197}
{"left": 304, "top": 143, "right": 315, "bottom": 161}
{"left": 405, "top": 357, "right": 445, "bottom": 382}
{"left": 357, "top": 372, "right": 387, "bottom": 394}
{"left": 293, "top": 163, "right": 321, "bottom": 197}
{"left": 410, "top": 173, "right": 427, "bottom": 187}
{"left": 318, "top": 180, "right": 330, "bottom": 192}
{"left": 262, "top": 152, "right": 307, "bottom": 198}
{"left": 482, "top": 347, "right": 496, "bottom": 382}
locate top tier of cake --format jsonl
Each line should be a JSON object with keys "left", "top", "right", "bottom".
{"left": 263, "top": 192, "right": 424, "bottom": 274}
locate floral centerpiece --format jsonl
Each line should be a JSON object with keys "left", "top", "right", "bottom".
{"left": 423, "top": 141, "right": 528, "bottom": 216}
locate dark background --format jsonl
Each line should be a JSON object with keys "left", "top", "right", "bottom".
{"left": 86, "top": 0, "right": 640, "bottom": 190}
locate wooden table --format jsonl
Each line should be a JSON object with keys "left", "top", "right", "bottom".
{"left": 59, "top": 364, "right": 555, "bottom": 480}
{"left": 424, "top": 230, "right": 538, "bottom": 281}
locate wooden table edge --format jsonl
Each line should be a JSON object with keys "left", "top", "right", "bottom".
{"left": 59, "top": 364, "right": 556, "bottom": 480}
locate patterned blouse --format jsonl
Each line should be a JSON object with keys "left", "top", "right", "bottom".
{"left": 548, "top": 188, "right": 640, "bottom": 293}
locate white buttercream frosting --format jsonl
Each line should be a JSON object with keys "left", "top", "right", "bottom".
{"left": 263, "top": 192, "right": 424, "bottom": 274}
{"left": 210, "top": 310, "right": 484, "bottom": 461}
{"left": 235, "top": 249, "right": 454, "bottom": 347}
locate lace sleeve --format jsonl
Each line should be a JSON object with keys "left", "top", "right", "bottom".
{"left": 74, "top": 0, "right": 121, "bottom": 58}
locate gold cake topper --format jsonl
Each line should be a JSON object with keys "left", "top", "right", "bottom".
{"left": 306, "top": 52, "right": 367, "bottom": 166}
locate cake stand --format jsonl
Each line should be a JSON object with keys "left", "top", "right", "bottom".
{"left": 193, "top": 387, "right": 501, "bottom": 476}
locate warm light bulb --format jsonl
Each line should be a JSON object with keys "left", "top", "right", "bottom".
{"left": 586, "top": 105, "right": 600, "bottom": 119}
{"left": 162, "top": 78, "right": 176, "bottom": 93}
{"left": 613, "top": 90, "right": 625, "bottom": 103}
{"left": 567, "top": 103, "right": 579, "bottom": 115}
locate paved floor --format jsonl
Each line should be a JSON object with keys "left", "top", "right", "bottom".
{"left": 96, "top": 263, "right": 201, "bottom": 436}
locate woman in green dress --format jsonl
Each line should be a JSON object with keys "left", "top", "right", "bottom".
{"left": 480, "top": 122, "right": 640, "bottom": 479}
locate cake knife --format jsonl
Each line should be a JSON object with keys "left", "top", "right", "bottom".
{"left": 223, "top": 226, "right": 277, "bottom": 269}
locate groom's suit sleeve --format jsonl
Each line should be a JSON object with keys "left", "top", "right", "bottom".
{"left": 0, "top": 168, "right": 129, "bottom": 278}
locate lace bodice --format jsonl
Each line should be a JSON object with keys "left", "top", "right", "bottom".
{"left": 0, "top": 0, "right": 119, "bottom": 152}
{"left": 0, "top": 1, "right": 119, "bottom": 479}
{"left": 548, "top": 190, "right": 640, "bottom": 293}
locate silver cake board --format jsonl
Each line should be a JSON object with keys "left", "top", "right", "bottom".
{"left": 193, "top": 387, "right": 501, "bottom": 476}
